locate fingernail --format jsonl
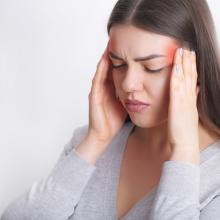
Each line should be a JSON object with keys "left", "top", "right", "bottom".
{"left": 179, "top": 48, "right": 183, "bottom": 58}
{"left": 191, "top": 50, "right": 195, "bottom": 56}
{"left": 176, "top": 63, "right": 179, "bottom": 72}
{"left": 98, "top": 57, "right": 103, "bottom": 66}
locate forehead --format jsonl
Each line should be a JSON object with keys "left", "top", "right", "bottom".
{"left": 109, "top": 25, "right": 178, "bottom": 58}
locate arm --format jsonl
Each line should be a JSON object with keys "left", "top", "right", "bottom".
{"left": 149, "top": 47, "right": 203, "bottom": 219}
{"left": 149, "top": 160, "right": 201, "bottom": 220}
{"left": 149, "top": 159, "right": 220, "bottom": 220}
{"left": 0, "top": 125, "right": 98, "bottom": 220}
{"left": 200, "top": 194, "right": 220, "bottom": 219}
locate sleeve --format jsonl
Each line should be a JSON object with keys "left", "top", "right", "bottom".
{"left": 149, "top": 161, "right": 220, "bottom": 220}
{"left": 149, "top": 161, "right": 201, "bottom": 220}
{"left": 1, "top": 124, "right": 97, "bottom": 220}
{"left": 200, "top": 194, "right": 220, "bottom": 219}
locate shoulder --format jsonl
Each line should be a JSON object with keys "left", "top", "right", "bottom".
{"left": 73, "top": 121, "right": 134, "bottom": 140}
{"left": 69, "top": 121, "right": 134, "bottom": 152}
{"left": 60, "top": 124, "right": 89, "bottom": 156}
{"left": 70, "top": 123, "right": 89, "bottom": 147}
{"left": 73, "top": 123, "right": 89, "bottom": 138}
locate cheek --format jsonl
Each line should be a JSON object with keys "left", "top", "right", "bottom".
{"left": 146, "top": 74, "right": 171, "bottom": 105}
{"left": 112, "top": 71, "right": 123, "bottom": 89}
{"left": 112, "top": 70, "right": 120, "bottom": 91}
{"left": 160, "top": 77, "right": 171, "bottom": 109}
{"left": 146, "top": 78, "right": 165, "bottom": 98}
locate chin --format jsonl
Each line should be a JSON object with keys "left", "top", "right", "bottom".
{"left": 129, "top": 114, "right": 153, "bottom": 128}
{"left": 129, "top": 113, "right": 168, "bottom": 128}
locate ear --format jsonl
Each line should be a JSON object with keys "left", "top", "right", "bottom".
{"left": 196, "top": 77, "right": 200, "bottom": 97}
{"left": 196, "top": 85, "right": 200, "bottom": 98}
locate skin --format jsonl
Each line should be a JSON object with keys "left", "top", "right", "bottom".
{"left": 78, "top": 23, "right": 220, "bottom": 219}
{"left": 108, "top": 24, "right": 219, "bottom": 163}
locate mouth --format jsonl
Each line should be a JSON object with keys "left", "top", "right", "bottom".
{"left": 124, "top": 99, "right": 150, "bottom": 113}
{"left": 124, "top": 99, "right": 149, "bottom": 105}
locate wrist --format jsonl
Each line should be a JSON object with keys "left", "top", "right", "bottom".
{"left": 74, "top": 134, "right": 111, "bottom": 166}
{"left": 168, "top": 147, "right": 200, "bottom": 167}
{"left": 84, "top": 133, "right": 112, "bottom": 152}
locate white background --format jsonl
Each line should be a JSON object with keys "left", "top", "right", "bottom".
{"left": 0, "top": 0, "right": 220, "bottom": 216}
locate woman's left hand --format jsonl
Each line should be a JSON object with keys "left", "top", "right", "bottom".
{"left": 167, "top": 47, "right": 200, "bottom": 166}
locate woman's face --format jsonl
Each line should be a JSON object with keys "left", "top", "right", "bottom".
{"left": 109, "top": 25, "right": 179, "bottom": 128}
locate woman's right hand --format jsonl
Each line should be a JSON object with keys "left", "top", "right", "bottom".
{"left": 87, "top": 41, "right": 128, "bottom": 145}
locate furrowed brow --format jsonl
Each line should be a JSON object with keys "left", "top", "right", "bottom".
{"left": 108, "top": 51, "right": 167, "bottom": 62}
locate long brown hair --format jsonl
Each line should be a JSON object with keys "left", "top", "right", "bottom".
{"left": 107, "top": 0, "right": 220, "bottom": 138}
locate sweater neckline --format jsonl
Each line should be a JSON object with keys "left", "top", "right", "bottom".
{"left": 105, "top": 121, "right": 220, "bottom": 220}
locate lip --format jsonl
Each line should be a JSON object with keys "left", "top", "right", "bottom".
{"left": 124, "top": 99, "right": 150, "bottom": 105}
{"left": 124, "top": 99, "right": 150, "bottom": 113}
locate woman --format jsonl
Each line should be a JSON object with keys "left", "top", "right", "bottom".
{"left": 2, "top": 0, "right": 220, "bottom": 219}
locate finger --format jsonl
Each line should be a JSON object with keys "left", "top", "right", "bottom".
{"left": 191, "top": 50, "right": 198, "bottom": 95}
{"left": 170, "top": 47, "right": 184, "bottom": 102}
{"left": 92, "top": 43, "right": 109, "bottom": 94}
{"left": 100, "top": 44, "right": 111, "bottom": 85}
{"left": 96, "top": 40, "right": 110, "bottom": 68}
{"left": 182, "top": 49, "right": 193, "bottom": 96}
{"left": 107, "top": 59, "right": 113, "bottom": 82}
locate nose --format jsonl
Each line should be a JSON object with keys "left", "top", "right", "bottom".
{"left": 122, "top": 67, "right": 144, "bottom": 93}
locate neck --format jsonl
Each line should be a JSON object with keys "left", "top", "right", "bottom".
{"left": 130, "top": 121, "right": 219, "bottom": 156}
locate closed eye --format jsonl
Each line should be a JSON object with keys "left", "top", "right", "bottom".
{"left": 112, "top": 64, "right": 163, "bottom": 74}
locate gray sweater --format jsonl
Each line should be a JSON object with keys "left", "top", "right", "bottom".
{"left": 1, "top": 121, "right": 220, "bottom": 220}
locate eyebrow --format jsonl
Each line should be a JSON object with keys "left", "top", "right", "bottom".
{"left": 108, "top": 51, "right": 167, "bottom": 62}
